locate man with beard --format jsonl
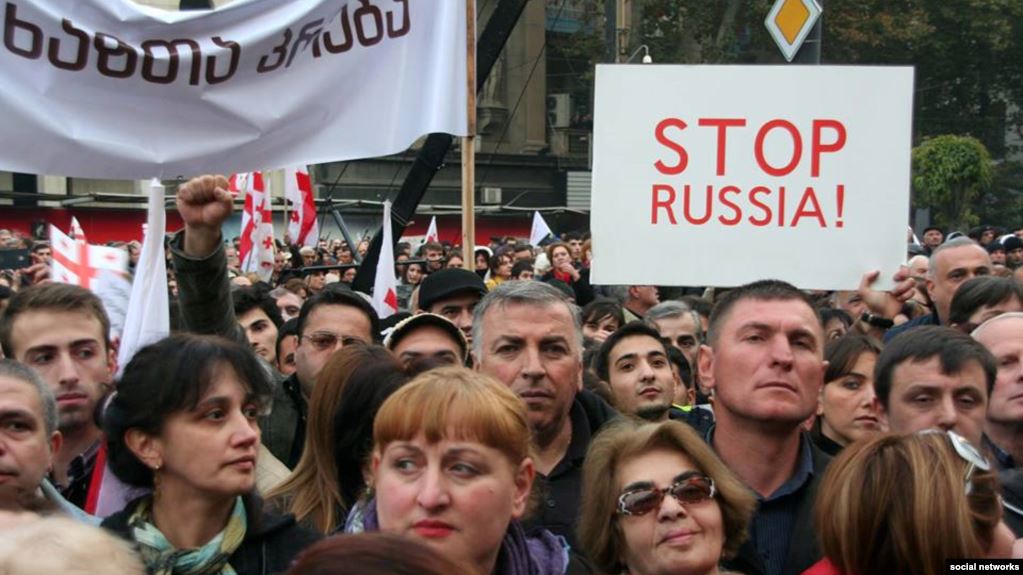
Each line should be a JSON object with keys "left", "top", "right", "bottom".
{"left": 0, "top": 284, "right": 116, "bottom": 510}
{"left": 593, "top": 322, "right": 676, "bottom": 421}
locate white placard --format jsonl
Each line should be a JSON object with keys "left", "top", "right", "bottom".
{"left": 0, "top": 0, "right": 467, "bottom": 179}
{"left": 590, "top": 65, "right": 914, "bottom": 291}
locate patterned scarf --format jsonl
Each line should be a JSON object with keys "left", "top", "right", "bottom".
{"left": 127, "top": 496, "right": 247, "bottom": 575}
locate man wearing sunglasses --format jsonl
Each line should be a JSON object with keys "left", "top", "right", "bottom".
{"left": 696, "top": 280, "right": 830, "bottom": 575}
{"left": 876, "top": 325, "right": 995, "bottom": 449}
{"left": 171, "top": 175, "right": 379, "bottom": 468}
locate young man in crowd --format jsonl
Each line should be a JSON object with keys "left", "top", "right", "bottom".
{"left": 472, "top": 281, "right": 616, "bottom": 550}
{"left": 876, "top": 325, "right": 995, "bottom": 448}
{"left": 233, "top": 286, "right": 284, "bottom": 365}
{"left": 592, "top": 322, "right": 676, "bottom": 421}
{"left": 421, "top": 241, "right": 446, "bottom": 273}
{"left": 0, "top": 284, "right": 116, "bottom": 510}
{"left": 415, "top": 267, "right": 487, "bottom": 346}
{"left": 697, "top": 280, "right": 831, "bottom": 575}
{"left": 384, "top": 313, "right": 467, "bottom": 369}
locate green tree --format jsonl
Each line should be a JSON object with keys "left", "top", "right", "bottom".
{"left": 825, "top": 0, "right": 1023, "bottom": 157}
{"left": 912, "top": 135, "right": 993, "bottom": 230}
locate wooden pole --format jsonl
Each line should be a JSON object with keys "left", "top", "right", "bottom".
{"left": 461, "top": 0, "right": 477, "bottom": 270}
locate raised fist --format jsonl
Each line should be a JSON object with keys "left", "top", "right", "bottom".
{"left": 176, "top": 174, "right": 233, "bottom": 231}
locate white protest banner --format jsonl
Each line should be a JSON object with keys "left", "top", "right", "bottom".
{"left": 590, "top": 65, "right": 914, "bottom": 291}
{"left": 0, "top": 0, "right": 467, "bottom": 179}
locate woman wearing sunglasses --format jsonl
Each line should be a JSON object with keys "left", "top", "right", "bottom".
{"left": 578, "top": 420, "right": 755, "bottom": 575}
{"left": 806, "top": 431, "right": 1017, "bottom": 575}
{"left": 350, "top": 366, "right": 592, "bottom": 575}
{"left": 101, "top": 334, "right": 320, "bottom": 574}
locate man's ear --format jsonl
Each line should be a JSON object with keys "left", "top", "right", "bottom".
{"left": 105, "top": 344, "right": 119, "bottom": 381}
{"left": 697, "top": 344, "right": 716, "bottom": 392}
{"left": 48, "top": 430, "right": 63, "bottom": 464}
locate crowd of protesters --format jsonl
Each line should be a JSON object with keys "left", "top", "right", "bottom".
{"left": 0, "top": 174, "right": 1022, "bottom": 575}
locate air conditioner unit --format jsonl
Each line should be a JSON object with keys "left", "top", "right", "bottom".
{"left": 547, "top": 93, "right": 571, "bottom": 128}
{"left": 482, "top": 186, "right": 502, "bottom": 204}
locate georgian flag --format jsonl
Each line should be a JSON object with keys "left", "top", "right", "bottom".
{"left": 236, "top": 171, "right": 275, "bottom": 282}
{"left": 425, "top": 216, "right": 439, "bottom": 244}
{"left": 284, "top": 166, "right": 319, "bottom": 247}
{"left": 50, "top": 218, "right": 128, "bottom": 289}
{"left": 372, "top": 200, "right": 399, "bottom": 319}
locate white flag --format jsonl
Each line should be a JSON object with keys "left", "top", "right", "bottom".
{"left": 238, "top": 172, "right": 275, "bottom": 282}
{"left": 372, "top": 201, "right": 399, "bottom": 319}
{"left": 425, "top": 216, "right": 439, "bottom": 244}
{"left": 284, "top": 166, "right": 319, "bottom": 248}
{"left": 530, "top": 211, "right": 555, "bottom": 247}
{"left": 96, "top": 179, "right": 170, "bottom": 518}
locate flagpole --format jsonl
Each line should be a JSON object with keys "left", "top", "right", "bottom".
{"left": 461, "top": 0, "right": 477, "bottom": 270}
{"left": 280, "top": 168, "right": 289, "bottom": 245}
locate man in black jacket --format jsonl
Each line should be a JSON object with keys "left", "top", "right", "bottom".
{"left": 472, "top": 281, "right": 617, "bottom": 550}
{"left": 696, "top": 280, "right": 831, "bottom": 575}
{"left": 171, "top": 175, "right": 379, "bottom": 468}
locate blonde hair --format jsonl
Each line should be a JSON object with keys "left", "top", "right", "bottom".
{"left": 0, "top": 516, "right": 145, "bottom": 575}
{"left": 268, "top": 344, "right": 406, "bottom": 533}
{"left": 578, "top": 420, "right": 756, "bottom": 574}
{"left": 373, "top": 367, "right": 533, "bottom": 467}
{"left": 816, "top": 433, "right": 1002, "bottom": 575}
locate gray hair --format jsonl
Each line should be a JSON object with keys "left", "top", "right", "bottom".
{"left": 972, "top": 311, "right": 1023, "bottom": 342}
{"left": 645, "top": 300, "right": 691, "bottom": 323}
{"left": 928, "top": 237, "right": 986, "bottom": 278}
{"left": 606, "top": 285, "right": 629, "bottom": 304}
{"left": 472, "top": 280, "right": 583, "bottom": 358}
{"left": 645, "top": 300, "right": 703, "bottom": 344}
{"left": 0, "top": 359, "right": 58, "bottom": 436}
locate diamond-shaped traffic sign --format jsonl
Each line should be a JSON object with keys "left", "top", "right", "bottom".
{"left": 765, "top": 0, "right": 822, "bottom": 62}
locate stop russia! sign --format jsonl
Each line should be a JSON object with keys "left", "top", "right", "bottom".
{"left": 590, "top": 65, "right": 914, "bottom": 291}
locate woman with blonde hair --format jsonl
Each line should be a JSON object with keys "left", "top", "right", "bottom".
{"left": 351, "top": 366, "right": 591, "bottom": 575}
{"left": 805, "top": 431, "right": 1016, "bottom": 575}
{"left": 578, "top": 419, "right": 756, "bottom": 575}
{"left": 267, "top": 344, "right": 409, "bottom": 534}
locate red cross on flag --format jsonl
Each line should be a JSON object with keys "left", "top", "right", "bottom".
{"left": 50, "top": 218, "right": 128, "bottom": 289}
{"left": 284, "top": 166, "right": 319, "bottom": 248}
{"left": 425, "top": 216, "right": 439, "bottom": 244}
{"left": 236, "top": 171, "right": 275, "bottom": 282}
{"left": 372, "top": 200, "right": 399, "bottom": 319}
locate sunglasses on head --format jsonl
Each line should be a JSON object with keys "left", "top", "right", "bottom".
{"left": 616, "top": 471, "right": 716, "bottom": 517}
{"left": 918, "top": 429, "right": 990, "bottom": 495}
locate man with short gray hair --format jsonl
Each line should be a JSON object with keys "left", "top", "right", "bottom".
{"left": 645, "top": 300, "right": 702, "bottom": 366}
{"left": 0, "top": 359, "right": 61, "bottom": 512}
{"left": 885, "top": 237, "right": 992, "bottom": 342}
{"left": 472, "top": 281, "right": 616, "bottom": 548}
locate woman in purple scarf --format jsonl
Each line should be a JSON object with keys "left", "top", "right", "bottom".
{"left": 346, "top": 366, "right": 592, "bottom": 575}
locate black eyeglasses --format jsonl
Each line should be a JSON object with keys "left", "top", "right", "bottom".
{"left": 616, "top": 472, "right": 716, "bottom": 516}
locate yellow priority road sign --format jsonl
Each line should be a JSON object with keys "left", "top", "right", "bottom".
{"left": 765, "top": 0, "right": 822, "bottom": 62}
